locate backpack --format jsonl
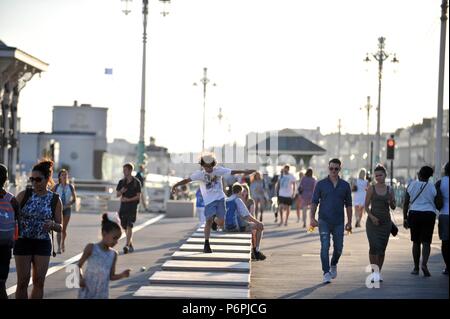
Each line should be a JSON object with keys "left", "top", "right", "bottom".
{"left": 0, "top": 192, "right": 16, "bottom": 245}
{"left": 20, "top": 186, "right": 60, "bottom": 256}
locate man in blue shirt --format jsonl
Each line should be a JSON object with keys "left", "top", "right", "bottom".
{"left": 310, "top": 158, "right": 353, "bottom": 284}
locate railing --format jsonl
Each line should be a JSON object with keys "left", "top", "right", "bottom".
{"left": 9, "top": 174, "right": 182, "bottom": 214}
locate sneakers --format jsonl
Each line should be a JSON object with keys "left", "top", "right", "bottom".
{"left": 203, "top": 242, "right": 212, "bottom": 253}
{"left": 411, "top": 268, "right": 419, "bottom": 275}
{"left": 323, "top": 272, "right": 332, "bottom": 284}
{"left": 251, "top": 250, "right": 256, "bottom": 260}
{"left": 123, "top": 246, "right": 129, "bottom": 254}
{"left": 128, "top": 244, "right": 134, "bottom": 253}
{"left": 371, "top": 272, "right": 380, "bottom": 283}
{"left": 330, "top": 265, "right": 337, "bottom": 279}
{"left": 253, "top": 249, "right": 266, "bottom": 261}
{"left": 421, "top": 266, "right": 431, "bottom": 277}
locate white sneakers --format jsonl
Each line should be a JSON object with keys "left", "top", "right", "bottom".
{"left": 371, "top": 272, "right": 383, "bottom": 283}
{"left": 323, "top": 272, "right": 332, "bottom": 284}
{"left": 330, "top": 265, "right": 337, "bottom": 279}
{"left": 323, "top": 266, "right": 337, "bottom": 284}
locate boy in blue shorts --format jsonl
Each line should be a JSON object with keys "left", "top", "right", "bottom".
{"left": 171, "top": 154, "right": 255, "bottom": 253}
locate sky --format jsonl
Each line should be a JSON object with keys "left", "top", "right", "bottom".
{"left": 1, "top": 0, "right": 448, "bottom": 153}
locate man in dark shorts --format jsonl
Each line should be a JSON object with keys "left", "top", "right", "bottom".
{"left": 116, "top": 163, "right": 141, "bottom": 254}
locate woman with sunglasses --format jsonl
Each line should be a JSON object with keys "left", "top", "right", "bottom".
{"left": 13, "top": 160, "right": 63, "bottom": 299}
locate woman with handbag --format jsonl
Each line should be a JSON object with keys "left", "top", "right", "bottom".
{"left": 365, "top": 165, "right": 396, "bottom": 283}
{"left": 403, "top": 166, "right": 437, "bottom": 277}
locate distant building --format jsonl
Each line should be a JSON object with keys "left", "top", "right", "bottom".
{"left": 394, "top": 109, "right": 449, "bottom": 180}
{"left": 19, "top": 101, "right": 107, "bottom": 180}
{"left": 106, "top": 137, "right": 170, "bottom": 180}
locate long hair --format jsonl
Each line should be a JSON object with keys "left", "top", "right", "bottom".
{"left": 58, "top": 169, "right": 68, "bottom": 184}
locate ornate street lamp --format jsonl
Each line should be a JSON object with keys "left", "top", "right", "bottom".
{"left": 364, "top": 36, "right": 399, "bottom": 165}
{"left": 120, "top": 0, "right": 171, "bottom": 166}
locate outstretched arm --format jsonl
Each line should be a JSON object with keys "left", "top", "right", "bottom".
{"left": 171, "top": 178, "right": 192, "bottom": 194}
{"left": 231, "top": 169, "right": 256, "bottom": 176}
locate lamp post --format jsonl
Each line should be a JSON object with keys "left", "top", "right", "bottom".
{"left": 364, "top": 37, "right": 399, "bottom": 166}
{"left": 121, "top": 0, "right": 171, "bottom": 166}
{"left": 360, "top": 96, "right": 373, "bottom": 171}
{"left": 435, "top": 0, "right": 448, "bottom": 179}
{"left": 194, "top": 67, "right": 216, "bottom": 152}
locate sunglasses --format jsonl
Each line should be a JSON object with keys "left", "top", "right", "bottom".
{"left": 329, "top": 167, "right": 340, "bottom": 171}
{"left": 29, "top": 177, "right": 44, "bottom": 183}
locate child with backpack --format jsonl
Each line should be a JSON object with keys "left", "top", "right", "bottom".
{"left": 0, "top": 164, "right": 19, "bottom": 299}
{"left": 77, "top": 213, "right": 130, "bottom": 299}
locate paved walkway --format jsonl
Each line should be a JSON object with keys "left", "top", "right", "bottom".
{"left": 250, "top": 210, "right": 449, "bottom": 299}
{"left": 5, "top": 209, "right": 448, "bottom": 299}
{"left": 6, "top": 212, "right": 198, "bottom": 299}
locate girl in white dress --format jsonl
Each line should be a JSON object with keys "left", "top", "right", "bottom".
{"left": 353, "top": 169, "right": 369, "bottom": 227}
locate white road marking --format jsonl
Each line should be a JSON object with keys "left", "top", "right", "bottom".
{"left": 6, "top": 214, "right": 165, "bottom": 296}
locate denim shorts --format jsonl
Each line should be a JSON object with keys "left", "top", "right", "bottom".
{"left": 204, "top": 199, "right": 226, "bottom": 220}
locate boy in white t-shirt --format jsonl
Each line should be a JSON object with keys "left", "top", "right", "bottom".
{"left": 171, "top": 154, "right": 255, "bottom": 253}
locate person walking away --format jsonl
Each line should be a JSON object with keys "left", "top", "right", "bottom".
{"left": 435, "top": 162, "right": 449, "bottom": 275}
{"left": 250, "top": 172, "right": 266, "bottom": 221}
{"left": 298, "top": 168, "right": 316, "bottom": 228}
{"left": 135, "top": 164, "right": 148, "bottom": 212}
{"left": 403, "top": 166, "right": 437, "bottom": 277}
{"left": 310, "top": 158, "right": 353, "bottom": 284}
{"left": 78, "top": 213, "right": 130, "bottom": 299}
{"left": 295, "top": 171, "right": 305, "bottom": 223}
{"left": 116, "top": 163, "right": 141, "bottom": 254}
{"left": 52, "top": 169, "right": 77, "bottom": 254}
{"left": 365, "top": 165, "right": 396, "bottom": 283}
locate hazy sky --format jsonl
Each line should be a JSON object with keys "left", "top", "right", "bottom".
{"left": 1, "top": 0, "right": 448, "bottom": 153}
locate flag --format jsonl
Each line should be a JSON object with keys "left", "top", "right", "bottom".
{"left": 105, "top": 68, "right": 113, "bottom": 75}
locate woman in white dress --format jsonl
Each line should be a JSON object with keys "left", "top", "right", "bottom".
{"left": 353, "top": 169, "right": 369, "bottom": 227}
